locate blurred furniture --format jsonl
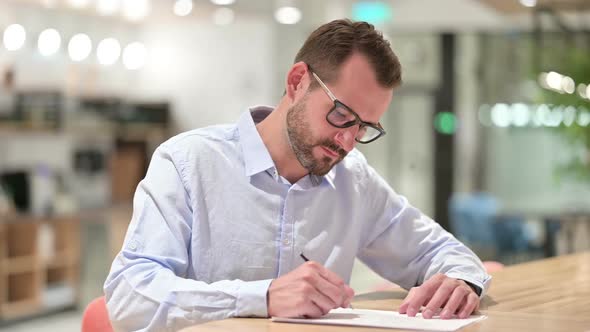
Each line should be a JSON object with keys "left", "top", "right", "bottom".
{"left": 498, "top": 210, "right": 589, "bottom": 257}
{"left": 109, "top": 205, "right": 133, "bottom": 259}
{"left": 482, "top": 260, "right": 505, "bottom": 273}
{"left": 448, "top": 192, "right": 542, "bottom": 263}
{"left": 110, "top": 141, "right": 147, "bottom": 203}
{"left": 82, "top": 296, "right": 114, "bottom": 332}
{"left": 0, "top": 215, "right": 80, "bottom": 322}
{"left": 182, "top": 251, "right": 590, "bottom": 332}
{"left": 109, "top": 102, "right": 170, "bottom": 205}
{"left": 544, "top": 212, "right": 590, "bottom": 254}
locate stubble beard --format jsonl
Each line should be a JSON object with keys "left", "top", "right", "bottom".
{"left": 285, "top": 97, "right": 347, "bottom": 176}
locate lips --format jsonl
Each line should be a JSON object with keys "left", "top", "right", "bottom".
{"left": 321, "top": 146, "right": 339, "bottom": 158}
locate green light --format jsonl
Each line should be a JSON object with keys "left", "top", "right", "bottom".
{"left": 352, "top": 2, "right": 392, "bottom": 25}
{"left": 434, "top": 112, "right": 457, "bottom": 135}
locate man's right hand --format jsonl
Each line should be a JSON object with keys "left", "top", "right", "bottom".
{"left": 267, "top": 261, "right": 355, "bottom": 318}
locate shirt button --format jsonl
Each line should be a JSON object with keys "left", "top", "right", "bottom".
{"left": 128, "top": 241, "right": 138, "bottom": 250}
{"left": 283, "top": 238, "right": 290, "bottom": 246}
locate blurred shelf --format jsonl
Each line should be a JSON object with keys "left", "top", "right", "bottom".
{"left": 1, "top": 256, "right": 37, "bottom": 274}
{"left": 45, "top": 251, "right": 78, "bottom": 269}
{"left": 0, "top": 123, "right": 60, "bottom": 134}
{"left": 0, "top": 298, "right": 41, "bottom": 321}
{"left": 0, "top": 216, "right": 80, "bottom": 321}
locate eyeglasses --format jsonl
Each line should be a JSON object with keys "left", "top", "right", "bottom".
{"left": 309, "top": 67, "right": 386, "bottom": 144}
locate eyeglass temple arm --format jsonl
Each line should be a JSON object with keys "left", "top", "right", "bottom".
{"left": 311, "top": 71, "right": 338, "bottom": 102}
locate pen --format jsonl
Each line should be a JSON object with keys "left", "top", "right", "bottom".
{"left": 300, "top": 253, "right": 354, "bottom": 309}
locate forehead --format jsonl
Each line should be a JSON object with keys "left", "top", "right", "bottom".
{"left": 326, "top": 54, "right": 393, "bottom": 122}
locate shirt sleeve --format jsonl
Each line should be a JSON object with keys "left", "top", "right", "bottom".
{"left": 103, "top": 143, "right": 272, "bottom": 332}
{"left": 356, "top": 166, "right": 491, "bottom": 298}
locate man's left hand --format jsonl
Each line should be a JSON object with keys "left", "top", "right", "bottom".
{"left": 398, "top": 273, "right": 480, "bottom": 319}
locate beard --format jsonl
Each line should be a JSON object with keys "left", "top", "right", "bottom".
{"left": 286, "top": 96, "right": 348, "bottom": 176}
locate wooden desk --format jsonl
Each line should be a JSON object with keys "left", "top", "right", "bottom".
{"left": 182, "top": 252, "right": 590, "bottom": 332}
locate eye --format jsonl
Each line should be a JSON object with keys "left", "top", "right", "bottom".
{"left": 333, "top": 109, "right": 348, "bottom": 120}
{"left": 357, "top": 126, "right": 368, "bottom": 136}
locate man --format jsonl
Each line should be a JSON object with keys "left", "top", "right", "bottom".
{"left": 105, "top": 19, "right": 491, "bottom": 331}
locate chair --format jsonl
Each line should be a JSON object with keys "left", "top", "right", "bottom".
{"left": 449, "top": 192, "right": 537, "bottom": 263}
{"left": 81, "top": 296, "right": 114, "bottom": 332}
{"left": 482, "top": 260, "right": 505, "bottom": 273}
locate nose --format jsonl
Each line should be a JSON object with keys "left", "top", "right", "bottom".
{"left": 334, "top": 126, "right": 359, "bottom": 152}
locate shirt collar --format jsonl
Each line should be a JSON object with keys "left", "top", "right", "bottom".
{"left": 238, "top": 105, "right": 276, "bottom": 177}
{"left": 237, "top": 105, "right": 337, "bottom": 189}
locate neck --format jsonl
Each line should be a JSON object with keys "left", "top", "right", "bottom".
{"left": 256, "top": 98, "right": 308, "bottom": 183}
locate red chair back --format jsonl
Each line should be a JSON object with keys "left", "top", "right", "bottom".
{"left": 81, "top": 296, "right": 114, "bottom": 332}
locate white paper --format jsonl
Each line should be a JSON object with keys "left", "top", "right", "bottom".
{"left": 271, "top": 308, "right": 487, "bottom": 332}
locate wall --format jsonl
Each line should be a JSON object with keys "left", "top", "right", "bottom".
{"left": 136, "top": 16, "right": 275, "bottom": 131}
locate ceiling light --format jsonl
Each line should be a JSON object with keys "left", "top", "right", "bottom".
{"left": 68, "top": 33, "right": 92, "bottom": 62}
{"left": 97, "top": 38, "right": 121, "bottom": 65}
{"left": 3, "top": 24, "right": 26, "bottom": 51}
{"left": 213, "top": 7, "right": 235, "bottom": 25}
{"left": 38, "top": 28, "right": 61, "bottom": 56}
{"left": 67, "top": 0, "right": 91, "bottom": 9}
{"left": 122, "top": 0, "right": 151, "bottom": 21}
{"left": 123, "top": 42, "right": 147, "bottom": 70}
{"left": 545, "top": 71, "right": 563, "bottom": 91}
{"left": 561, "top": 76, "right": 575, "bottom": 94}
{"left": 519, "top": 0, "right": 537, "bottom": 7}
{"left": 174, "top": 0, "right": 193, "bottom": 17}
{"left": 97, "top": 0, "right": 120, "bottom": 16}
{"left": 210, "top": 0, "right": 235, "bottom": 5}
{"left": 275, "top": 6, "right": 302, "bottom": 25}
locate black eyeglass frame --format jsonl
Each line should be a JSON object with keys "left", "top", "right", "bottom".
{"left": 307, "top": 65, "right": 387, "bottom": 144}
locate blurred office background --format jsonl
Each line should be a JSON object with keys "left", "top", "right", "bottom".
{"left": 0, "top": 0, "right": 589, "bottom": 330}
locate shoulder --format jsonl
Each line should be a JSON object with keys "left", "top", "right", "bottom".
{"left": 335, "top": 148, "right": 393, "bottom": 193}
{"left": 159, "top": 124, "right": 238, "bottom": 159}
{"left": 337, "top": 148, "right": 372, "bottom": 179}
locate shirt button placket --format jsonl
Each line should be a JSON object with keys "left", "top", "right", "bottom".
{"left": 282, "top": 189, "right": 296, "bottom": 272}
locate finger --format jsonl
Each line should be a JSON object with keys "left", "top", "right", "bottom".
{"left": 302, "top": 262, "right": 347, "bottom": 307}
{"left": 301, "top": 301, "right": 325, "bottom": 318}
{"left": 317, "top": 264, "right": 348, "bottom": 292}
{"left": 454, "top": 296, "right": 468, "bottom": 316}
{"left": 440, "top": 286, "right": 470, "bottom": 319}
{"left": 398, "top": 287, "right": 417, "bottom": 314}
{"left": 313, "top": 273, "right": 349, "bottom": 307}
{"left": 343, "top": 285, "right": 355, "bottom": 307}
{"left": 423, "top": 279, "right": 459, "bottom": 319}
{"left": 311, "top": 262, "right": 345, "bottom": 286}
{"left": 458, "top": 293, "right": 480, "bottom": 319}
{"left": 297, "top": 280, "right": 334, "bottom": 316}
{"left": 400, "top": 287, "right": 432, "bottom": 317}
{"left": 309, "top": 290, "right": 337, "bottom": 316}
{"left": 315, "top": 263, "right": 353, "bottom": 305}
{"left": 402, "top": 275, "right": 445, "bottom": 317}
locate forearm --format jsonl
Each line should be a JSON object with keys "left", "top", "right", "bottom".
{"left": 420, "top": 234, "right": 491, "bottom": 297}
{"left": 104, "top": 255, "right": 272, "bottom": 331}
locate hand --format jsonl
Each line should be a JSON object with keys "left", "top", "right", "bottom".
{"left": 399, "top": 274, "right": 480, "bottom": 319}
{"left": 267, "top": 261, "right": 355, "bottom": 318}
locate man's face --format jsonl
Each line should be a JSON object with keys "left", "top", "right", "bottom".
{"left": 286, "top": 54, "right": 394, "bottom": 176}
{"left": 286, "top": 94, "right": 347, "bottom": 176}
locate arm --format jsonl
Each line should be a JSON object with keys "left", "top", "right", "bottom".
{"left": 357, "top": 167, "right": 491, "bottom": 317}
{"left": 103, "top": 144, "right": 271, "bottom": 331}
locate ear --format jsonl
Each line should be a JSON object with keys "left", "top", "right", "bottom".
{"left": 285, "top": 61, "right": 310, "bottom": 103}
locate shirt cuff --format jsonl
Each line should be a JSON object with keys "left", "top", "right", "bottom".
{"left": 235, "top": 279, "right": 273, "bottom": 318}
{"left": 445, "top": 272, "right": 492, "bottom": 299}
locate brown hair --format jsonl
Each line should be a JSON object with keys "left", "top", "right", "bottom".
{"left": 294, "top": 19, "right": 402, "bottom": 89}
